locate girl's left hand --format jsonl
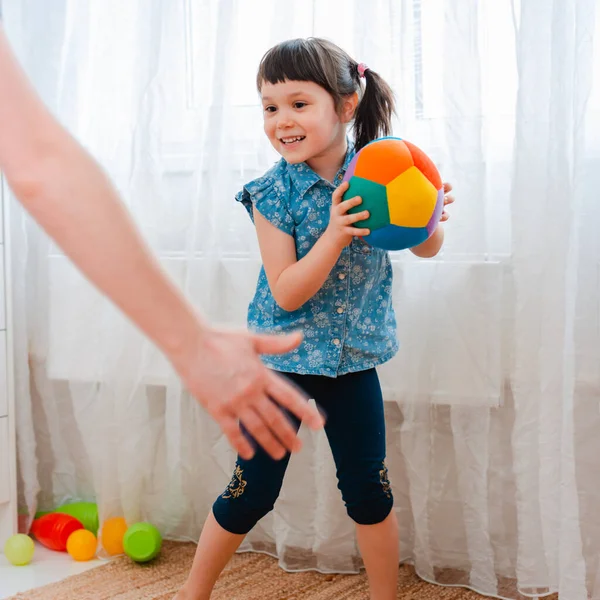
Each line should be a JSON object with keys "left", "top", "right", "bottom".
{"left": 441, "top": 182, "right": 454, "bottom": 222}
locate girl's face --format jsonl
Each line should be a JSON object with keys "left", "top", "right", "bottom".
{"left": 260, "top": 79, "right": 356, "bottom": 176}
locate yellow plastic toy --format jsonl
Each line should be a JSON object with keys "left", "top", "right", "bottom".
{"left": 66, "top": 529, "right": 97, "bottom": 561}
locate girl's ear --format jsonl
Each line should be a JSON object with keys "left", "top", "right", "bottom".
{"left": 341, "top": 92, "right": 359, "bottom": 124}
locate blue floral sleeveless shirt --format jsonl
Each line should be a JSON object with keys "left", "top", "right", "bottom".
{"left": 236, "top": 147, "right": 398, "bottom": 377}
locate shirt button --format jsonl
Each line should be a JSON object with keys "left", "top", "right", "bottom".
{"left": 337, "top": 307, "right": 345, "bottom": 314}
{"left": 333, "top": 338, "right": 341, "bottom": 346}
{"left": 338, "top": 273, "right": 346, "bottom": 280}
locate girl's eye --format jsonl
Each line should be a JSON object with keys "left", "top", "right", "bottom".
{"left": 294, "top": 102, "right": 307, "bottom": 109}
{"left": 264, "top": 106, "right": 277, "bottom": 113}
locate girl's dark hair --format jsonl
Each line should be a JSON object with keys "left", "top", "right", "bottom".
{"left": 257, "top": 38, "right": 395, "bottom": 152}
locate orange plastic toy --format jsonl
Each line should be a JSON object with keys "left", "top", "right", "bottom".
{"left": 101, "top": 517, "right": 128, "bottom": 556}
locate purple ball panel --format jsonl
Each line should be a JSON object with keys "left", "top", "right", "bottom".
{"left": 426, "top": 188, "right": 445, "bottom": 236}
{"left": 343, "top": 153, "right": 360, "bottom": 182}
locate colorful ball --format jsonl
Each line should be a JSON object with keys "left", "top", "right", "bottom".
{"left": 343, "top": 137, "right": 444, "bottom": 251}
{"left": 66, "top": 529, "right": 97, "bottom": 561}
{"left": 123, "top": 522, "right": 162, "bottom": 563}
{"left": 101, "top": 517, "right": 128, "bottom": 556}
{"left": 3, "top": 534, "right": 35, "bottom": 566}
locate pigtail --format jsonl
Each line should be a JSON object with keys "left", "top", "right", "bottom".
{"left": 352, "top": 68, "right": 396, "bottom": 152}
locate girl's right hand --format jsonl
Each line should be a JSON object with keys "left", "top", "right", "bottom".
{"left": 324, "top": 181, "right": 370, "bottom": 251}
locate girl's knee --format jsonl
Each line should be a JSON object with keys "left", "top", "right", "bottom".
{"left": 212, "top": 496, "right": 275, "bottom": 534}
{"left": 212, "top": 462, "right": 284, "bottom": 534}
{"left": 340, "top": 460, "right": 394, "bottom": 525}
{"left": 346, "top": 494, "right": 393, "bottom": 525}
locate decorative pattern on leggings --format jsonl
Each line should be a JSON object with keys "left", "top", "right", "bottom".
{"left": 380, "top": 461, "right": 392, "bottom": 498}
{"left": 222, "top": 465, "right": 247, "bottom": 499}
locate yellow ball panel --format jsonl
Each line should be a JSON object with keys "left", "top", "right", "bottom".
{"left": 387, "top": 167, "right": 438, "bottom": 227}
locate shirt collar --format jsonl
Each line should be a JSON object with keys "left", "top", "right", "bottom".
{"left": 286, "top": 141, "right": 356, "bottom": 198}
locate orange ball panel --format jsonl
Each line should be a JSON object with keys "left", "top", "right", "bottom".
{"left": 403, "top": 140, "right": 442, "bottom": 190}
{"left": 354, "top": 139, "right": 414, "bottom": 186}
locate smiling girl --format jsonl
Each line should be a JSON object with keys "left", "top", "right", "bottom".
{"left": 175, "top": 37, "right": 454, "bottom": 600}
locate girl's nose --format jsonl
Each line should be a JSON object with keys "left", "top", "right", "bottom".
{"left": 276, "top": 114, "right": 294, "bottom": 129}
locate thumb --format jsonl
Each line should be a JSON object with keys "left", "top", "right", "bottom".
{"left": 252, "top": 330, "right": 303, "bottom": 355}
{"left": 332, "top": 181, "right": 349, "bottom": 205}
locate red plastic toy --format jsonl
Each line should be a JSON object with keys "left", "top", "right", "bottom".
{"left": 30, "top": 513, "right": 84, "bottom": 551}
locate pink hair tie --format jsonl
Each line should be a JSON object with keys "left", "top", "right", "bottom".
{"left": 357, "top": 63, "right": 369, "bottom": 78}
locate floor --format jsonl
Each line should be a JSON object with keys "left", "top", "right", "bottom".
{"left": 0, "top": 542, "right": 103, "bottom": 599}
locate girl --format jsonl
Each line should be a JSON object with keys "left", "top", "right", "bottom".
{"left": 176, "top": 37, "right": 453, "bottom": 600}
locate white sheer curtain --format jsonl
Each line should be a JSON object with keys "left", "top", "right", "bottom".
{"left": 4, "top": 0, "right": 600, "bottom": 597}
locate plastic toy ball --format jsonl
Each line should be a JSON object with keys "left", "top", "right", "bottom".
{"left": 343, "top": 136, "right": 443, "bottom": 251}
{"left": 123, "top": 522, "right": 162, "bottom": 563}
{"left": 101, "top": 517, "right": 128, "bottom": 556}
{"left": 66, "top": 529, "right": 97, "bottom": 561}
{"left": 3, "top": 534, "right": 35, "bottom": 566}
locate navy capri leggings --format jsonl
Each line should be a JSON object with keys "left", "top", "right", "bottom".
{"left": 213, "top": 368, "right": 393, "bottom": 535}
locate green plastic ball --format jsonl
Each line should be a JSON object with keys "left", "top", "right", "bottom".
{"left": 4, "top": 534, "right": 35, "bottom": 566}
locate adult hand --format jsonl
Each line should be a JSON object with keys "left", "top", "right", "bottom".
{"left": 171, "top": 326, "right": 324, "bottom": 461}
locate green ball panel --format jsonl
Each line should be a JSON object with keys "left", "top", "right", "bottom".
{"left": 342, "top": 176, "right": 390, "bottom": 231}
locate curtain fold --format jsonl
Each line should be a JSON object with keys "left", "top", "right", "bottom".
{"left": 3, "top": 0, "right": 600, "bottom": 597}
